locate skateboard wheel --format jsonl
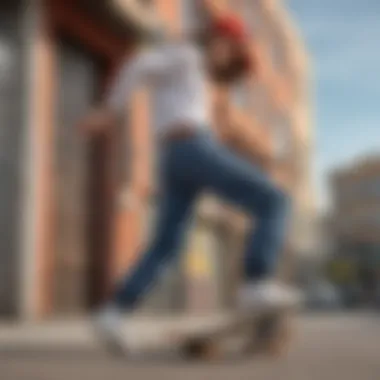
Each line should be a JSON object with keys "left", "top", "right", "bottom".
{"left": 181, "top": 339, "right": 222, "bottom": 360}
{"left": 260, "top": 314, "right": 293, "bottom": 357}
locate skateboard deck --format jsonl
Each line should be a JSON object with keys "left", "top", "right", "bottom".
{"left": 172, "top": 305, "right": 296, "bottom": 360}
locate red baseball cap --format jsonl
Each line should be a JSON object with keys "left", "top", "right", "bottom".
{"left": 211, "top": 14, "right": 253, "bottom": 72}
{"left": 211, "top": 14, "right": 249, "bottom": 43}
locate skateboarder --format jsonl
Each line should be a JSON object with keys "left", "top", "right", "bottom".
{"left": 82, "top": 10, "right": 301, "bottom": 350}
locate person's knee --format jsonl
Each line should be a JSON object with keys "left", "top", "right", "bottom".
{"left": 149, "top": 226, "right": 185, "bottom": 262}
{"left": 263, "top": 186, "right": 290, "bottom": 217}
{"left": 275, "top": 188, "right": 290, "bottom": 210}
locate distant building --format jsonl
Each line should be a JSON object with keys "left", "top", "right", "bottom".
{"left": 329, "top": 155, "right": 380, "bottom": 302}
{"left": 330, "top": 155, "right": 380, "bottom": 255}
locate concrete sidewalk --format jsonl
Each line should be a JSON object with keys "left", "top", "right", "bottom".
{"left": 2, "top": 314, "right": 380, "bottom": 380}
{"left": 2, "top": 312, "right": 375, "bottom": 354}
{"left": 0, "top": 313, "right": 231, "bottom": 352}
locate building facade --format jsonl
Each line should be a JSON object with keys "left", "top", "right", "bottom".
{"left": 0, "top": 0, "right": 314, "bottom": 320}
{"left": 328, "top": 155, "right": 380, "bottom": 304}
{"left": 0, "top": 0, "right": 134, "bottom": 319}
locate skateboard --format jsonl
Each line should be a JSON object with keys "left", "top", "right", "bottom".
{"left": 173, "top": 305, "right": 296, "bottom": 360}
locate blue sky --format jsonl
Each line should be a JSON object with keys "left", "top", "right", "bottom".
{"left": 287, "top": 0, "right": 380, "bottom": 211}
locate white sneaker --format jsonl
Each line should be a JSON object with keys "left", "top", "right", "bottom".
{"left": 93, "top": 305, "right": 128, "bottom": 356}
{"left": 237, "top": 280, "right": 303, "bottom": 312}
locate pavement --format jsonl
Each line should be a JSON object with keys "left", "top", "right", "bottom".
{"left": 1, "top": 312, "right": 380, "bottom": 380}
{"left": 0, "top": 313, "right": 232, "bottom": 352}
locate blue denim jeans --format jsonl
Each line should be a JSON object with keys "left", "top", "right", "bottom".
{"left": 113, "top": 132, "right": 290, "bottom": 309}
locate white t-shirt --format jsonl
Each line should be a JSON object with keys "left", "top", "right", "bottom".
{"left": 106, "top": 42, "right": 210, "bottom": 137}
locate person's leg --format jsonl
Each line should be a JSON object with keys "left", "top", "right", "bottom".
{"left": 168, "top": 134, "right": 299, "bottom": 308}
{"left": 209, "top": 155, "right": 289, "bottom": 281}
{"left": 112, "top": 182, "right": 197, "bottom": 310}
{"left": 109, "top": 137, "right": 201, "bottom": 310}
{"left": 94, "top": 141, "right": 198, "bottom": 352}
{"left": 172, "top": 134, "right": 290, "bottom": 282}
{"left": 242, "top": 189, "right": 290, "bottom": 281}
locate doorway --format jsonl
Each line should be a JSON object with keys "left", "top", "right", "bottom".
{"left": 53, "top": 38, "right": 108, "bottom": 315}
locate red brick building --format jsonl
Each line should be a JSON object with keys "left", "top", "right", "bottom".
{"left": 0, "top": 0, "right": 133, "bottom": 319}
{"left": 0, "top": 0, "right": 313, "bottom": 320}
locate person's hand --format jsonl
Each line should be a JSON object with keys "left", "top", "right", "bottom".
{"left": 118, "top": 187, "right": 140, "bottom": 211}
{"left": 111, "top": 0, "right": 163, "bottom": 37}
{"left": 79, "top": 108, "right": 116, "bottom": 135}
{"left": 130, "top": 173, "right": 152, "bottom": 202}
{"left": 118, "top": 174, "right": 153, "bottom": 210}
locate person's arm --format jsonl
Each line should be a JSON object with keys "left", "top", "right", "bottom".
{"left": 79, "top": 51, "right": 151, "bottom": 134}
{"left": 109, "top": 48, "right": 171, "bottom": 208}
{"left": 111, "top": 0, "right": 160, "bottom": 34}
{"left": 201, "top": 0, "right": 229, "bottom": 18}
{"left": 106, "top": 47, "right": 173, "bottom": 114}
{"left": 212, "top": 82, "right": 276, "bottom": 170}
{"left": 80, "top": 45, "right": 189, "bottom": 131}
{"left": 107, "top": 43, "right": 198, "bottom": 110}
{"left": 109, "top": 45, "right": 196, "bottom": 208}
